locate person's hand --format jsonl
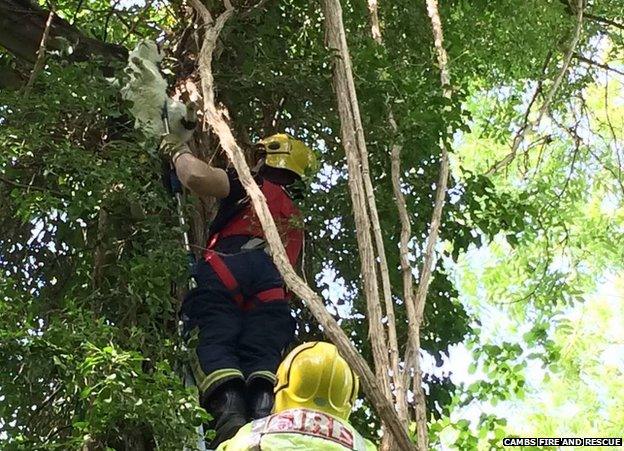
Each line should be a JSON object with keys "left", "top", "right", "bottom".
{"left": 160, "top": 133, "right": 191, "bottom": 160}
{"left": 165, "top": 100, "right": 197, "bottom": 143}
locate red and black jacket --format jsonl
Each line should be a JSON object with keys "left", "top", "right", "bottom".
{"left": 204, "top": 169, "right": 304, "bottom": 266}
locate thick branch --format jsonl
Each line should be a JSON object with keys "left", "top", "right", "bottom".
{"left": 322, "top": 0, "right": 393, "bottom": 409}
{"left": 486, "top": 0, "right": 584, "bottom": 176}
{"left": 188, "top": 2, "right": 414, "bottom": 450}
{"left": 0, "top": 0, "right": 126, "bottom": 63}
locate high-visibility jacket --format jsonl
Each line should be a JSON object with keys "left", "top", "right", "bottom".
{"left": 206, "top": 176, "right": 303, "bottom": 266}
{"left": 217, "top": 408, "right": 377, "bottom": 451}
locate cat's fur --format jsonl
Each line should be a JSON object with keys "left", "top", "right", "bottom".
{"left": 121, "top": 40, "right": 195, "bottom": 140}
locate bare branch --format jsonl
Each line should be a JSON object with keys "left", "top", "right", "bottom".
{"left": 573, "top": 53, "right": 624, "bottom": 77}
{"left": 23, "top": 10, "right": 54, "bottom": 97}
{"left": 119, "top": 0, "right": 155, "bottom": 46}
{"left": 0, "top": 174, "right": 63, "bottom": 196}
{"left": 362, "top": 1, "right": 410, "bottom": 436}
{"left": 550, "top": 110, "right": 624, "bottom": 197}
{"left": 322, "top": 0, "right": 393, "bottom": 408}
{"left": 504, "top": 52, "right": 553, "bottom": 169}
{"left": 585, "top": 12, "right": 624, "bottom": 32}
{"left": 366, "top": 0, "right": 382, "bottom": 44}
{"left": 403, "top": 1, "right": 453, "bottom": 448}
{"left": 187, "top": 0, "right": 213, "bottom": 24}
{"left": 486, "top": 0, "right": 585, "bottom": 176}
{"left": 388, "top": 112, "right": 412, "bottom": 426}
{"left": 189, "top": 1, "right": 414, "bottom": 449}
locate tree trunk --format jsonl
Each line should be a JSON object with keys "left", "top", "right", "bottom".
{"left": 0, "top": 0, "right": 126, "bottom": 64}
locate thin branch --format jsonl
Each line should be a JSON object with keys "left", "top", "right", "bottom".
{"left": 540, "top": 120, "right": 582, "bottom": 214}
{"left": 188, "top": 1, "right": 414, "bottom": 449}
{"left": 486, "top": 0, "right": 585, "bottom": 176}
{"left": 92, "top": 207, "right": 109, "bottom": 290}
{"left": 585, "top": 12, "right": 624, "bottom": 32}
{"left": 102, "top": 0, "right": 122, "bottom": 43}
{"left": 239, "top": 0, "right": 270, "bottom": 19}
{"left": 25, "top": 384, "right": 62, "bottom": 429}
{"left": 389, "top": 111, "right": 412, "bottom": 426}
{"left": 405, "top": 0, "right": 452, "bottom": 451}
{"left": 366, "top": 0, "right": 382, "bottom": 44}
{"left": 573, "top": 53, "right": 624, "bottom": 77}
{"left": 69, "top": 0, "right": 85, "bottom": 24}
{"left": 23, "top": 10, "right": 54, "bottom": 97}
{"left": 509, "top": 51, "right": 553, "bottom": 174}
{"left": 402, "top": 1, "right": 453, "bottom": 449}
{"left": 550, "top": 110, "right": 624, "bottom": 197}
{"left": 0, "top": 174, "right": 63, "bottom": 196}
{"left": 119, "top": 0, "right": 156, "bottom": 46}
{"left": 364, "top": 2, "right": 409, "bottom": 436}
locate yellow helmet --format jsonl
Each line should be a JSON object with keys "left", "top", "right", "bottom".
{"left": 257, "top": 133, "right": 318, "bottom": 178}
{"left": 274, "top": 342, "right": 358, "bottom": 420}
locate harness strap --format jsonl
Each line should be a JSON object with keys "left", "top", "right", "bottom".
{"left": 255, "top": 287, "right": 290, "bottom": 303}
{"left": 204, "top": 250, "right": 244, "bottom": 307}
{"left": 204, "top": 239, "right": 292, "bottom": 310}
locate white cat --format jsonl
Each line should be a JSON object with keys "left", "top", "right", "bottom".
{"left": 121, "top": 40, "right": 196, "bottom": 141}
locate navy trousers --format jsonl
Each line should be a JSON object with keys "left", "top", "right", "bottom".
{"left": 181, "top": 236, "right": 295, "bottom": 397}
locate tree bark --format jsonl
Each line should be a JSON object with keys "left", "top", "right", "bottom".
{"left": 403, "top": 1, "right": 454, "bottom": 449}
{"left": 321, "top": 0, "right": 393, "bottom": 410}
{"left": 366, "top": 0, "right": 382, "bottom": 44}
{"left": 389, "top": 112, "right": 413, "bottom": 427}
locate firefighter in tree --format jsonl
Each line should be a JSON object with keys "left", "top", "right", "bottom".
{"left": 162, "top": 132, "right": 317, "bottom": 447}
{"left": 218, "top": 341, "right": 377, "bottom": 451}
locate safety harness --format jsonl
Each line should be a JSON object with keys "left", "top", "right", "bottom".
{"left": 202, "top": 178, "right": 303, "bottom": 310}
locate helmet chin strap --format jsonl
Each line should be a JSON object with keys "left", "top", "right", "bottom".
{"left": 252, "top": 158, "right": 265, "bottom": 172}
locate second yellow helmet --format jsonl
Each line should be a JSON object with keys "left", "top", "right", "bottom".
{"left": 274, "top": 342, "right": 358, "bottom": 420}
{"left": 257, "top": 133, "right": 318, "bottom": 178}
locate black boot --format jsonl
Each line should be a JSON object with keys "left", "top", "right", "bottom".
{"left": 202, "top": 380, "right": 248, "bottom": 448}
{"left": 246, "top": 378, "right": 275, "bottom": 420}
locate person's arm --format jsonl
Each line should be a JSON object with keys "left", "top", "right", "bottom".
{"left": 173, "top": 151, "right": 230, "bottom": 199}
{"left": 162, "top": 134, "right": 230, "bottom": 199}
